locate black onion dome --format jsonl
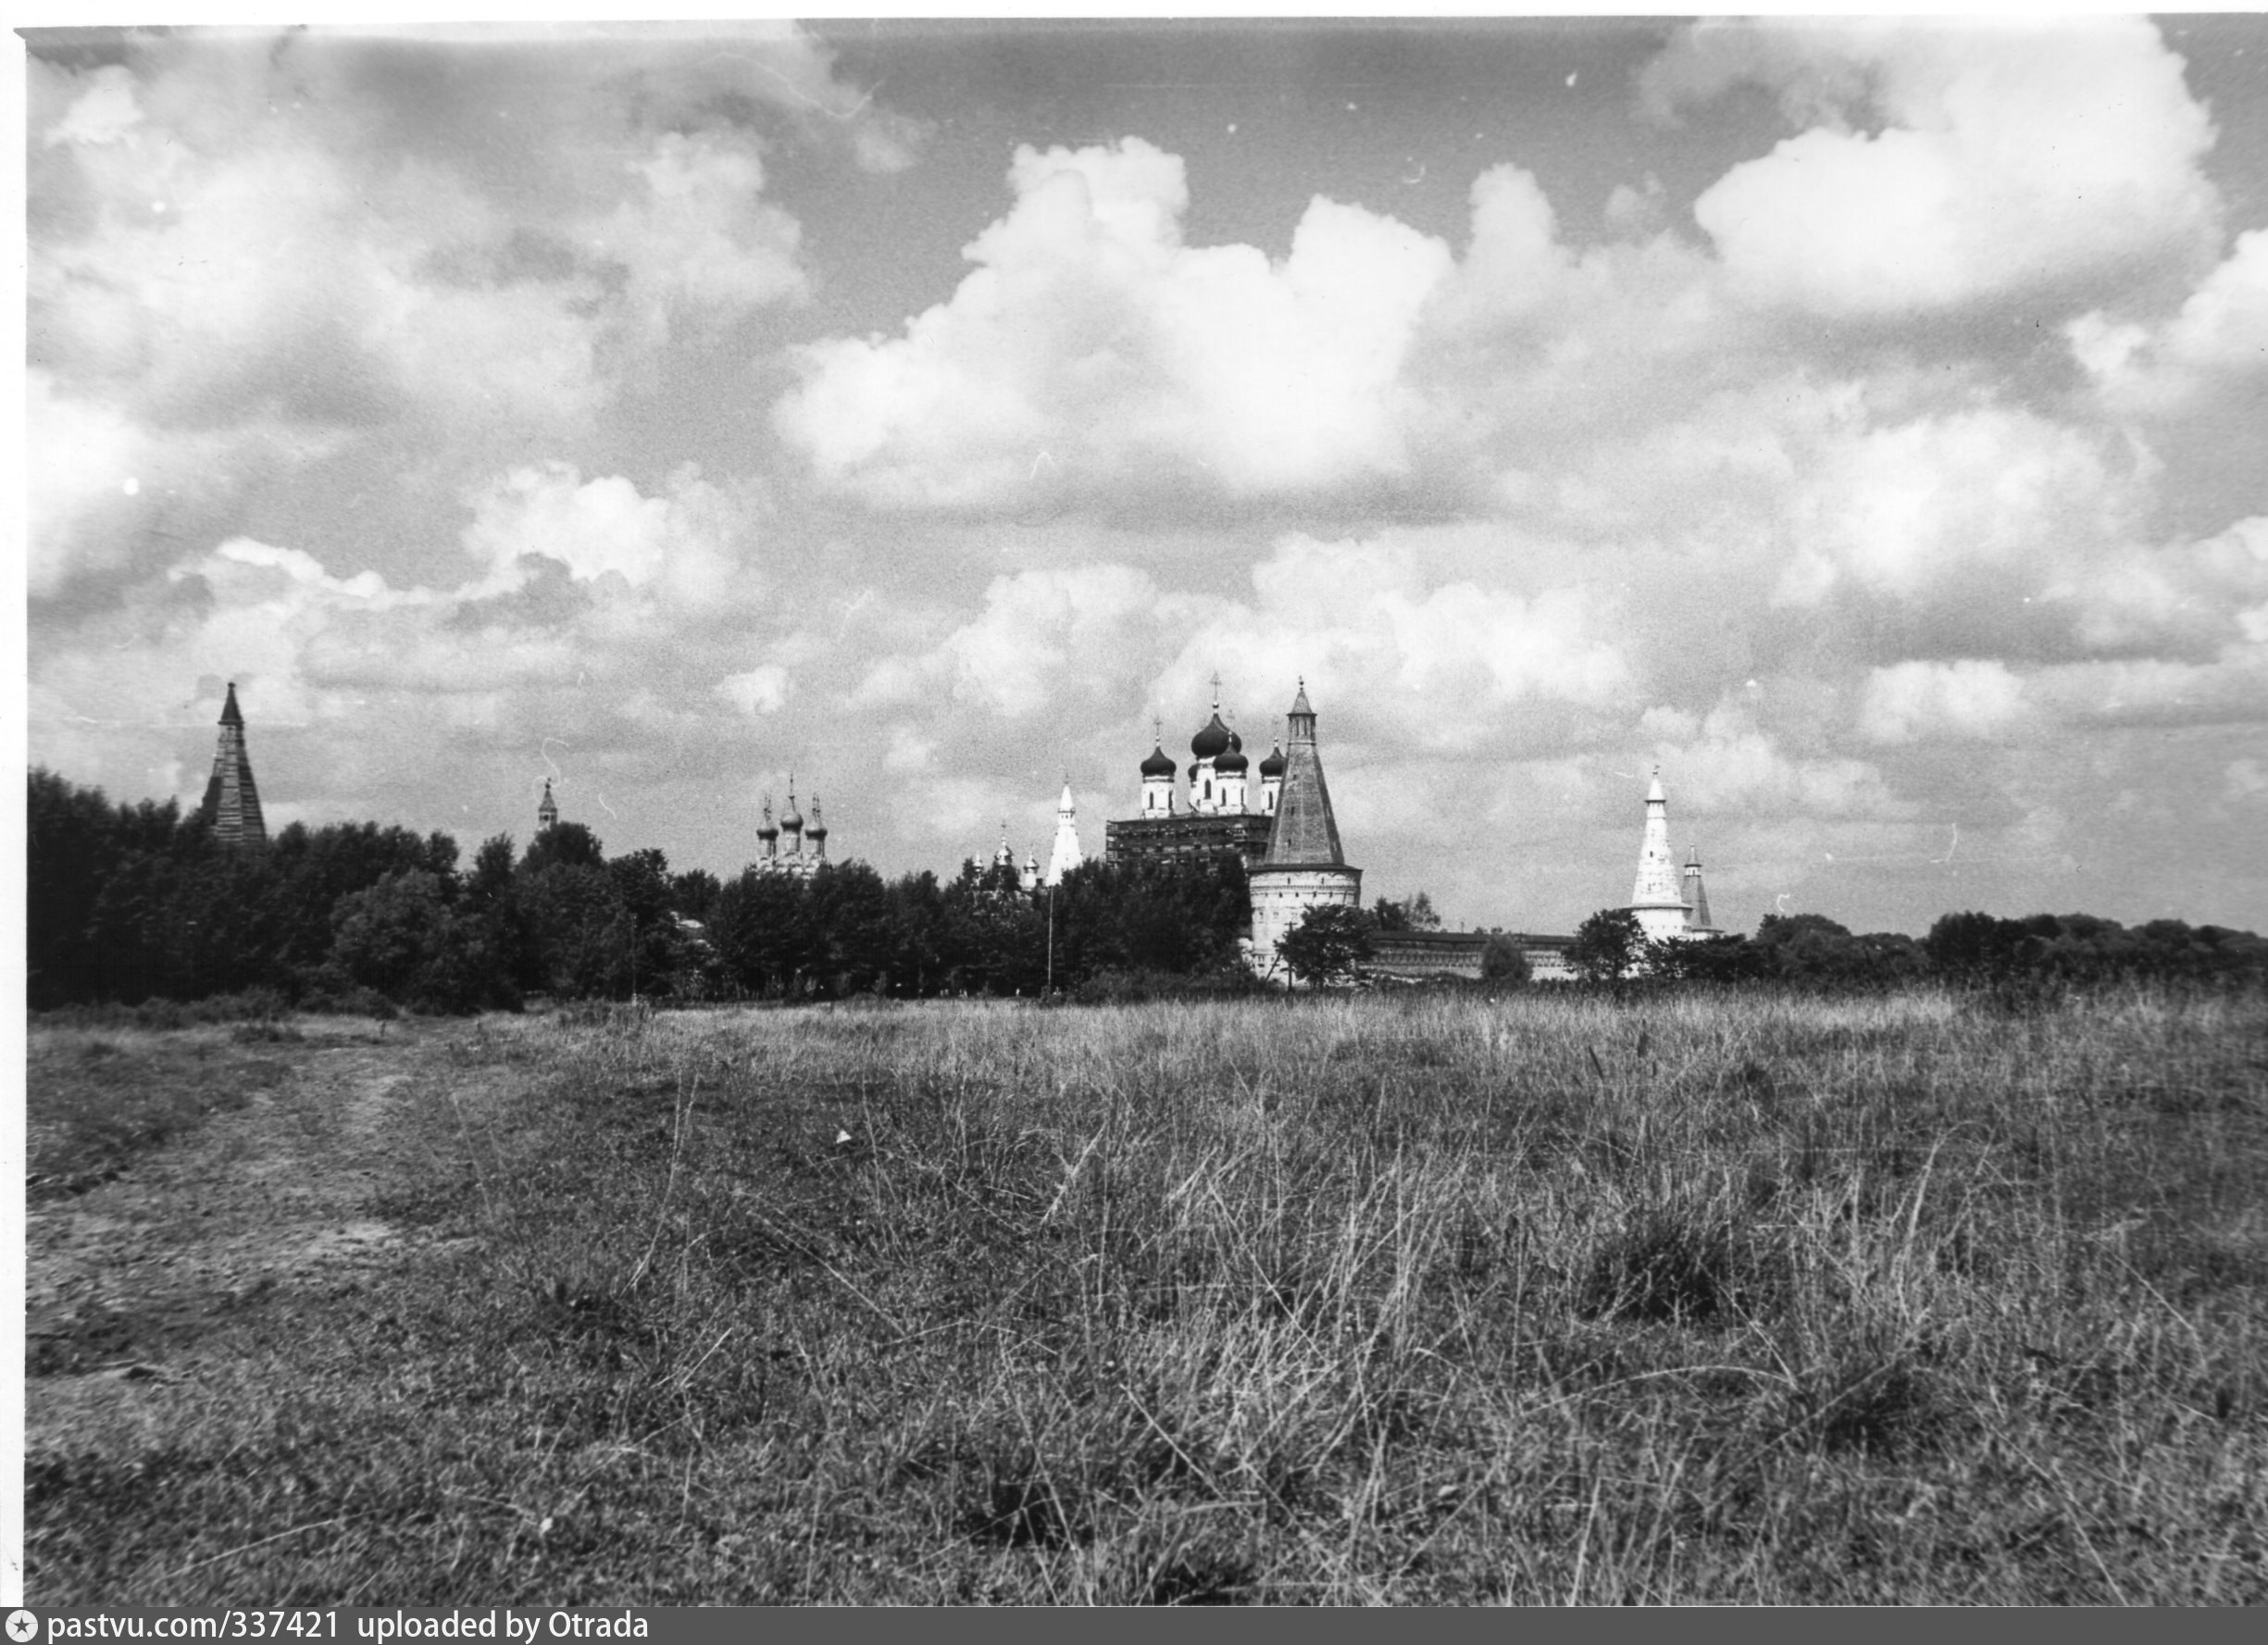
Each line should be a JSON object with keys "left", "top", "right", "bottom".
{"left": 1140, "top": 742, "right": 1177, "bottom": 779}
{"left": 1216, "top": 740, "right": 1249, "bottom": 775}
{"left": 1190, "top": 711, "right": 1232, "bottom": 761}
{"left": 1258, "top": 741, "right": 1287, "bottom": 778}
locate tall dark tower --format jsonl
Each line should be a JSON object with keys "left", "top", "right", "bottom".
{"left": 538, "top": 779, "right": 559, "bottom": 832}
{"left": 1247, "top": 679, "right": 1360, "bottom": 970}
{"left": 199, "top": 681, "right": 268, "bottom": 849}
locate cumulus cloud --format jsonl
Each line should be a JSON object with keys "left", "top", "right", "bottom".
{"left": 459, "top": 462, "right": 748, "bottom": 608}
{"left": 2070, "top": 229, "right": 2268, "bottom": 419}
{"left": 775, "top": 137, "right": 1454, "bottom": 508}
{"left": 1651, "top": 697, "right": 1911, "bottom": 821}
{"left": 26, "top": 28, "right": 832, "bottom": 609}
{"left": 1773, "top": 404, "right": 2148, "bottom": 633}
{"left": 1858, "top": 659, "right": 2029, "bottom": 744}
{"left": 716, "top": 667, "right": 790, "bottom": 717}
{"left": 1645, "top": 18, "right": 2222, "bottom": 318}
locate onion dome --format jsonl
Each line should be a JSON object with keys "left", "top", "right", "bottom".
{"left": 1140, "top": 741, "right": 1177, "bottom": 779}
{"left": 756, "top": 797, "right": 779, "bottom": 841}
{"left": 1216, "top": 733, "right": 1249, "bottom": 776}
{"left": 1190, "top": 710, "right": 1232, "bottom": 762}
{"left": 806, "top": 798, "right": 828, "bottom": 843}
{"left": 1258, "top": 741, "right": 1287, "bottom": 779}
{"left": 781, "top": 791, "right": 804, "bottom": 832}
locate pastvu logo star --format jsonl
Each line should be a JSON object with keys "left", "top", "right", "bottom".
{"left": 7, "top": 1610, "right": 39, "bottom": 1643}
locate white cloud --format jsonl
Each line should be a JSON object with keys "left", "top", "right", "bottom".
{"left": 1858, "top": 659, "right": 2029, "bottom": 744}
{"left": 582, "top": 131, "right": 809, "bottom": 339}
{"left": 939, "top": 565, "right": 1198, "bottom": 718}
{"left": 1652, "top": 698, "right": 1910, "bottom": 821}
{"left": 775, "top": 137, "right": 1454, "bottom": 508}
{"left": 1647, "top": 18, "right": 2221, "bottom": 318}
{"left": 1775, "top": 404, "right": 2142, "bottom": 612}
{"left": 2071, "top": 229, "right": 2268, "bottom": 417}
{"left": 459, "top": 463, "right": 747, "bottom": 607}
{"left": 716, "top": 666, "right": 790, "bottom": 717}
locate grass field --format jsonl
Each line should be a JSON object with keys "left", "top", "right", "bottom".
{"left": 24, "top": 987, "right": 2268, "bottom": 1602}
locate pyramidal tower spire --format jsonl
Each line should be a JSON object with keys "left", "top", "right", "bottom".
{"left": 538, "top": 779, "right": 558, "bottom": 832}
{"left": 1247, "top": 679, "right": 1362, "bottom": 978}
{"left": 1626, "top": 766, "right": 1690, "bottom": 941}
{"left": 1263, "top": 679, "right": 1344, "bottom": 867}
{"left": 199, "top": 681, "right": 268, "bottom": 849}
{"left": 1046, "top": 774, "right": 1084, "bottom": 886}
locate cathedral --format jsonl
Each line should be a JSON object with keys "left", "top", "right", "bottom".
{"left": 1103, "top": 684, "right": 1282, "bottom": 870}
{"left": 199, "top": 681, "right": 268, "bottom": 849}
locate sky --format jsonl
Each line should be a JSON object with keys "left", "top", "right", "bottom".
{"left": 19, "top": 14, "right": 2268, "bottom": 938}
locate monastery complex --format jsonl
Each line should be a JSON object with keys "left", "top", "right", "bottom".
{"left": 193, "top": 678, "right": 1728, "bottom": 981}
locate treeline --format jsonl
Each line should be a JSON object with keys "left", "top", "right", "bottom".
{"left": 1565, "top": 907, "right": 2268, "bottom": 991}
{"left": 27, "top": 768, "right": 1252, "bottom": 1013}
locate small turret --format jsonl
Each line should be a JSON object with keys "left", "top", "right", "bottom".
{"left": 756, "top": 796, "right": 779, "bottom": 865}
{"left": 1258, "top": 739, "right": 1286, "bottom": 816}
{"left": 781, "top": 779, "right": 804, "bottom": 857}
{"left": 806, "top": 796, "right": 828, "bottom": 864}
{"left": 1189, "top": 674, "right": 1232, "bottom": 815}
{"left": 1683, "top": 846, "right": 1716, "bottom": 934}
{"left": 1215, "top": 723, "right": 1250, "bottom": 814}
{"left": 1140, "top": 717, "right": 1178, "bottom": 818}
{"left": 538, "top": 779, "right": 558, "bottom": 832}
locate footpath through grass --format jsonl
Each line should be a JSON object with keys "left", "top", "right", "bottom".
{"left": 25, "top": 988, "right": 2268, "bottom": 1602}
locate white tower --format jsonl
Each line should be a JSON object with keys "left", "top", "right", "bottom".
{"left": 1045, "top": 778, "right": 1084, "bottom": 886}
{"left": 1626, "top": 767, "right": 1692, "bottom": 942}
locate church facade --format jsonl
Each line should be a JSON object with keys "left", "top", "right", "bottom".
{"left": 1103, "top": 692, "right": 1281, "bottom": 871}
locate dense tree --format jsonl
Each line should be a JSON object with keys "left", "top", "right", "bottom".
{"left": 1370, "top": 891, "right": 1442, "bottom": 933}
{"left": 1480, "top": 933, "right": 1531, "bottom": 985}
{"left": 1277, "top": 903, "right": 1373, "bottom": 990}
{"left": 1568, "top": 909, "right": 1645, "bottom": 984}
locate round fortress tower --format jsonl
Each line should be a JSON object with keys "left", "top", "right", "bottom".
{"left": 1246, "top": 680, "right": 1362, "bottom": 973}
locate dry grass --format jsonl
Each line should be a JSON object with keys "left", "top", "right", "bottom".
{"left": 25, "top": 987, "right": 2268, "bottom": 1602}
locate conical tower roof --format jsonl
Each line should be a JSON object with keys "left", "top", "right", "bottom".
{"left": 199, "top": 680, "right": 268, "bottom": 849}
{"left": 1261, "top": 680, "right": 1344, "bottom": 866}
